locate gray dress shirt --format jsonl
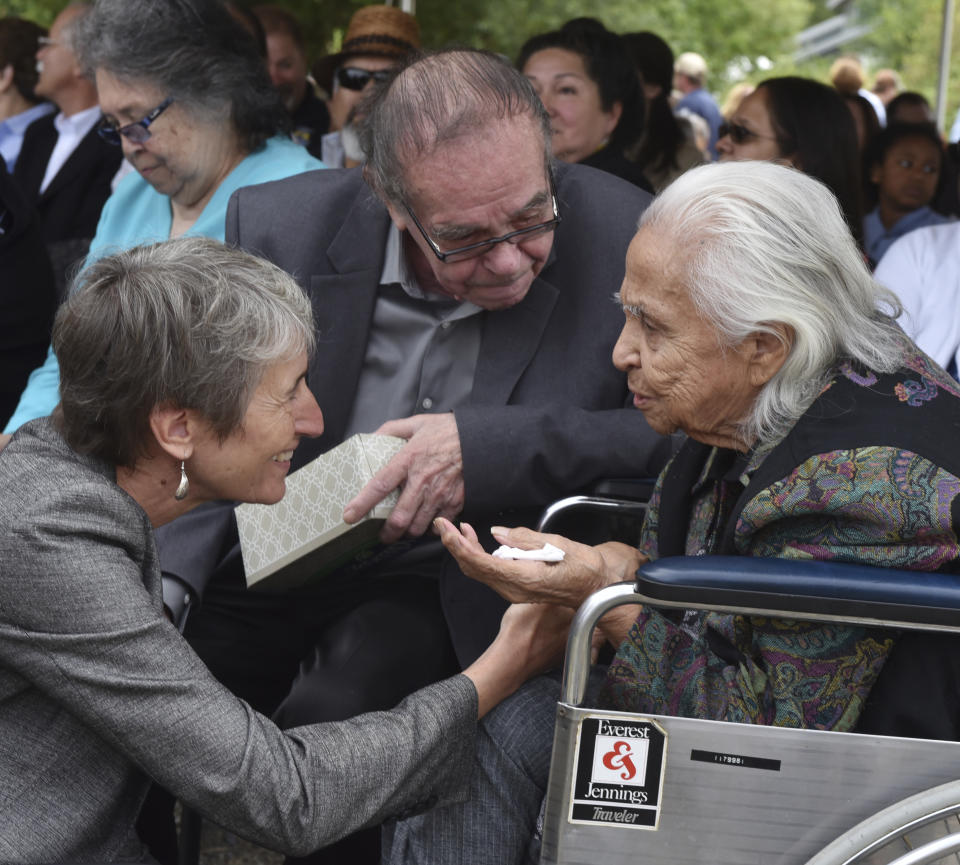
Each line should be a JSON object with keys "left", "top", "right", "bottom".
{"left": 345, "top": 224, "right": 482, "bottom": 436}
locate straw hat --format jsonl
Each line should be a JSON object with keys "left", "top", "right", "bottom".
{"left": 339, "top": 5, "right": 420, "bottom": 61}
{"left": 312, "top": 5, "right": 420, "bottom": 93}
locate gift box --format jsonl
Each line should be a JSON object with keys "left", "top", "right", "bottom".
{"left": 236, "top": 433, "right": 406, "bottom": 590}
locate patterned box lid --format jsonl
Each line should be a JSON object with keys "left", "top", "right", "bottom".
{"left": 236, "top": 433, "right": 406, "bottom": 590}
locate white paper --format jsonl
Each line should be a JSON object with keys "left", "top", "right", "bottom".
{"left": 492, "top": 542, "right": 565, "bottom": 562}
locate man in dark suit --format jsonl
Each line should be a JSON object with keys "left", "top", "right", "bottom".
{"left": 0, "top": 157, "right": 56, "bottom": 429}
{"left": 158, "top": 49, "right": 673, "bottom": 862}
{"left": 12, "top": 3, "right": 120, "bottom": 293}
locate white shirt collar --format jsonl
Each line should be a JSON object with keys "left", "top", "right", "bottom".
{"left": 52, "top": 104, "right": 102, "bottom": 139}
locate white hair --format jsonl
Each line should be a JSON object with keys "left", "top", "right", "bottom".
{"left": 641, "top": 160, "right": 905, "bottom": 444}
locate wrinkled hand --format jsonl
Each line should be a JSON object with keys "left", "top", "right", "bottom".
{"left": 435, "top": 519, "right": 641, "bottom": 609}
{"left": 343, "top": 413, "right": 464, "bottom": 543}
{"left": 0, "top": 433, "right": 10, "bottom": 453}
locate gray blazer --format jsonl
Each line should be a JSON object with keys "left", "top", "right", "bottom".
{"left": 0, "top": 419, "right": 476, "bottom": 864}
{"left": 160, "top": 163, "right": 675, "bottom": 663}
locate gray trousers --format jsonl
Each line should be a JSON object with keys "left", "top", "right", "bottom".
{"left": 384, "top": 668, "right": 608, "bottom": 865}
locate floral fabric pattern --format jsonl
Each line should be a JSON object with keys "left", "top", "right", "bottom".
{"left": 744, "top": 448, "right": 960, "bottom": 571}
{"left": 894, "top": 379, "right": 937, "bottom": 405}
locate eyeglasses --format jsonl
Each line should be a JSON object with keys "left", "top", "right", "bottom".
{"left": 404, "top": 176, "right": 562, "bottom": 264}
{"left": 336, "top": 66, "right": 393, "bottom": 92}
{"left": 36, "top": 36, "right": 60, "bottom": 48}
{"left": 96, "top": 97, "right": 174, "bottom": 145}
{"left": 718, "top": 121, "right": 779, "bottom": 145}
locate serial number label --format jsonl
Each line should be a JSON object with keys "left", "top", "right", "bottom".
{"left": 690, "top": 749, "right": 781, "bottom": 772}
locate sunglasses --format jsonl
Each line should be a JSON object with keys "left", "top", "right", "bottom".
{"left": 96, "top": 97, "right": 174, "bottom": 146}
{"left": 336, "top": 66, "right": 393, "bottom": 92}
{"left": 718, "top": 121, "right": 779, "bottom": 146}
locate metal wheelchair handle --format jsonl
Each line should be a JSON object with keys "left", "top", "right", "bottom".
{"left": 560, "top": 581, "right": 642, "bottom": 706}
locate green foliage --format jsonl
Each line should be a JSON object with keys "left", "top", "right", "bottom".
{"left": 856, "top": 0, "right": 960, "bottom": 117}
{"left": 7, "top": 0, "right": 960, "bottom": 126}
{"left": 4, "top": 0, "right": 57, "bottom": 27}
{"left": 412, "top": 0, "right": 814, "bottom": 94}
{"left": 4, "top": 0, "right": 808, "bottom": 92}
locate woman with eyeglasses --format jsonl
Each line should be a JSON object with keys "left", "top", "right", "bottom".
{"left": 716, "top": 76, "right": 864, "bottom": 249}
{"left": 0, "top": 0, "right": 322, "bottom": 447}
{"left": 519, "top": 18, "right": 652, "bottom": 192}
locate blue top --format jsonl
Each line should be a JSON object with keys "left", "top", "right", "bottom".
{"left": 0, "top": 103, "right": 56, "bottom": 172}
{"left": 675, "top": 88, "right": 723, "bottom": 159}
{"left": 863, "top": 205, "right": 953, "bottom": 268}
{"left": 4, "top": 136, "right": 324, "bottom": 433}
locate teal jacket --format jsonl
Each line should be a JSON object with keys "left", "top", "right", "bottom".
{"left": 4, "top": 136, "right": 323, "bottom": 433}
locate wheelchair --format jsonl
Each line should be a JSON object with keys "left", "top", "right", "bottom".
{"left": 536, "top": 497, "right": 960, "bottom": 865}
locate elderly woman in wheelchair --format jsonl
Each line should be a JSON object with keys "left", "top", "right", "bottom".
{"left": 384, "top": 160, "right": 960, "bottom": 865}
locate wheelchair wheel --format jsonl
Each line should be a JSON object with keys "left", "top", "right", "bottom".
{"left": 805, "top": 779, "right": 960, "bottom": 865}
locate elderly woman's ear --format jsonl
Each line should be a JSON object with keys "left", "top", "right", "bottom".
{"left": 148, "top": 403, "right": 197, "bottom": 462}
{"left": 745, "top": 323, "right": 793, "bottom": 387}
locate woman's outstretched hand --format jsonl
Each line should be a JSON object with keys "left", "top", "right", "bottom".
{"left": 464, "top": 601, "right": 573, "bottom": 718}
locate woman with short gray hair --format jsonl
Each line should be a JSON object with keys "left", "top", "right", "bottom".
{"left": 56, "top": 237, "right": 316, "bottom": 468}
{"left": 2, "top": 0, "right": 323, "bottom": 441}
{"left": 0, "top": 236, "right": 569, "bottom": 863}
{"left": 387, "top": 161, "right": 960, "bottom": 864}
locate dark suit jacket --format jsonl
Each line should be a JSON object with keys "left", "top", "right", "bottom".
{"left": 0, "top": 158, "right": 56, "bottom": 428}
{"left": 160, "top": 163, "right": 675, "bottom": 663}
{"left": 13, "top": 113, "right": 121, "bottom": 293}
{"left": 14, "top": 112, "right": 121, "bottom": 244}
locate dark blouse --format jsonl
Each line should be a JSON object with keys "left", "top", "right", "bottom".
{"left": 579, "top": 146, "right": 654, "bottom": 194}
{"left": 602, "top": 344, "right": 960, "bottom": 731}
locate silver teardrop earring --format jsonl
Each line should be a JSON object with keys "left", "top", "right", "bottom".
{"left": 174, "top": 460, "right": 189, "bottom": 501}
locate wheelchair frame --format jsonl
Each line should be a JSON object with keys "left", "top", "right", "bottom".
{"left": 540, "top": 556, "right": 960, "bottom": 865}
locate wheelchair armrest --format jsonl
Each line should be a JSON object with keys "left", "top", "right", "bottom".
{"left": 587, "top": 477, "right": 657, "bottom": 502}
{"left": 536, "top": 495, "right": 648, "bottom": 533}
{"left": 536, "top": 480, "right": 654, "bottom": 545}
{"left": 560, "top": 556, "right": 960, "bottom": 706}
{"left": 636, "top": 556, "right": 960, "bottom": 629}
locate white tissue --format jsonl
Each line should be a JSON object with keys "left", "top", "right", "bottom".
{"left": 491, "top": 542, "right": 565, "bottom": 562}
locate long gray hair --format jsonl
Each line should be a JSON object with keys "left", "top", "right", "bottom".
{"left": 55, "top": 237, "right": 314, "bottom": 467}
{"left": 642, "top": 160, "right": 904, "bottom": 444}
